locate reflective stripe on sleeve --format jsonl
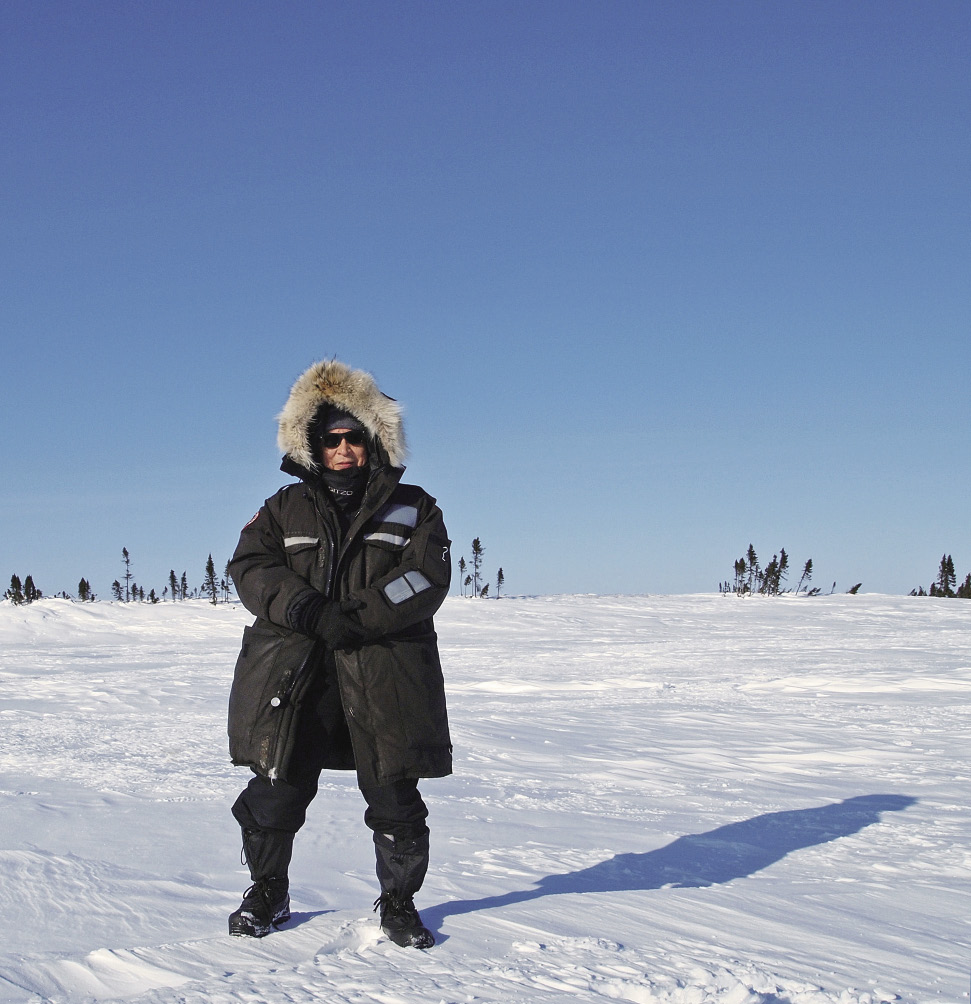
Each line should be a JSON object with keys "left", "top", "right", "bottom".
{"left": 284, "top": 536, "right": 319, "bottom": 548}
{"left": 404, "top": 571, "right": 432, "bottom": 593}
{"left": 364, "top": 531, "right": 410, "bottom": 546}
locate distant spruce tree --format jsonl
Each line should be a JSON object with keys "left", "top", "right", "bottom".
{"left": 203, "top": 554, "right": 219, "bottom": 605}
{"left": 732, "top": 557, "right": 747, "bottom": 594}
{"left": 745, "top": 544, "right": 759, "bottom": 594}
{"left": 111, "top": 580, "right": 123, "bottom": 601}
{"left": 180, "top": 571, "right": 188, "bottom": 601}
{"left": 935, "top": 554, "right": 957, "bottom": 597}
{"left": 471, "top": 538, "right": 485, "bottom": 597}
{"left": 121, "top": 547, "right": 133, "bottom": 602}
{"left": 479, "top": 582, "right": 490, "bottom": 598}
{"left": 77, "top": 578, "right": 93, "bottom": 602}
{"left": 496, "top": 567, "right": 504, "bottom": 598}
{"left": 5, "top": 574, "right": 24, "bottom": 605}
{"left": 169, "top": 570, "right": 179, "bottom": 602}
{"left": 23, "top": 575, "right": 41, "bottom": 603}
{"left": 457, "top": 557, "right": 467, "bottom": 597}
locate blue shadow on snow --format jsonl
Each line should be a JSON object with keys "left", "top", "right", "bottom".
{"left": 425, "top": 793, "right": 916, "bottom": 925}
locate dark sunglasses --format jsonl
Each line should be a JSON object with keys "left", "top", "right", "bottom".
{"left": 320, "top": 429, "right": 367, "bottom": 449}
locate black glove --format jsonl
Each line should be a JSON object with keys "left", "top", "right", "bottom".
{"left": 289, "top": 592, "right": 366, "bottom": 649}
{"left": 312, "top": 600, "right": 366, "bottom": 649}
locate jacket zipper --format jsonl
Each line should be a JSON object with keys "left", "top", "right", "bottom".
{"left": 269, "top": 490, "right": 339, "bottom": 781}
{"left": 309, "top": 494, "right": 338, "bottom": 597}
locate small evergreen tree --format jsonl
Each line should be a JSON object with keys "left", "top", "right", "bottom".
{"left": 121, "top": 547, "right": 133, "bottom": 602}
{"left": 496, "top": 567, "right": 504, "bottom": 598}
{"left": 148, "top": 588, "right": 159, "bottom": 604}
{"left": 169, "top": 570, "right": 178, "bottom": 602}
{"left": 746, "top": 545, "right": 758, "bottom": 593}
{"left": 458, "top": 557, "right": 467, "bottom": 597}
{"left": 936, "top": 554, "right": 957, "bottom": 597}
{"left": 111, "top": 580, "right": 123, "bottom": 601}
{"left": 471, "top": 538, "right": 485, "bottom": 597}
{"left": 5, "top": 574, "right": 24, "bottom": 605}
{"left": 794, "top": 559, "right": 813, "bottom": 594}
{"left": 23, "top": 575, "right": 40, "bottom": 603}
{"left": 203, "top": 554, "right": 219, "bottom": 605}
{"left": 77, "top": 578, "right": 90, "bottom": 601}
{"left": 479, "top": 582, "right": 490, "bottom": 598}
{"left": 180, "top": 571, "right": 188, "bottom": 601}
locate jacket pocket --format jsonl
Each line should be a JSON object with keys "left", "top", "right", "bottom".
{"left": 283, "top": 535, "right": 323, "bottom": 578}
{"left": 228, "top": 623, "right": 315, "bottom": 777}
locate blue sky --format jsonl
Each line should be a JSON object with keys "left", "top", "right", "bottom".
{"left": 2, "top": 1, "right": 968, "bottom": 599}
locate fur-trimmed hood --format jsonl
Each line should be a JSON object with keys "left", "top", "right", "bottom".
{"left": 277, "top": 359, "right": 407, "bottom": 471}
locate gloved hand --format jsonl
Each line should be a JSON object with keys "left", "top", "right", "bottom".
{"left": 311, "top": 600, "right": 366, "bottom": 649}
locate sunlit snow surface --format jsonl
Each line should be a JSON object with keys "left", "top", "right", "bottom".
{"left": 0, "top": 594, "right": 966, "bottom": 1004}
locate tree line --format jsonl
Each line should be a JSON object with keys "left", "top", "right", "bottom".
{"left": 4, "top": 549, "right": 236, "bottom": 606}
{"left": 9, "top": 543, "right": 968, "bottom": 604}
{"left": 6, "top": 538, "right": 509, "bottom": 607}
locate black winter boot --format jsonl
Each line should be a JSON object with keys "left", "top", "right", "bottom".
{"left": 229, "top": 827, "right": 294, "bottom": 938}
{"left": 372, "top": 831, "right": 434, "bottom": 949}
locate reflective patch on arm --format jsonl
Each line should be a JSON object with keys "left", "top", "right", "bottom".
{"left": 384, "top": 570, "right": 434, "bottom": 604}
{"left": 384, "top": 576, "right": 415, "bottom": 604}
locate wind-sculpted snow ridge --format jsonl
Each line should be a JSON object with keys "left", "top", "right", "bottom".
{"left": 0, "top": 593, "right": 966, "bottom": 1003}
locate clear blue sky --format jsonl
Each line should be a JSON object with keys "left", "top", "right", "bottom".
{"left": 2, "top": 1, "right": 968, "bottom": 599}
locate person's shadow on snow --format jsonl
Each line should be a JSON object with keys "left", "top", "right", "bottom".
{"left": 425, "top": 793, "right": 915, "bottom": 928}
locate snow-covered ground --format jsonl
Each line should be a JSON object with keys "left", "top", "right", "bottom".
{"left": 0, "top": 593, "right": 966, "bottom": 1004}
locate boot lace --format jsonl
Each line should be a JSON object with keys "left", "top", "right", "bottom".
{"left": 373, "top": 891, "right": 418, "bottom": 919}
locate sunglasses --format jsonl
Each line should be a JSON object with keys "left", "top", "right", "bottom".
{"left": 320, "top": 429, "right": 367, "bottom": 449}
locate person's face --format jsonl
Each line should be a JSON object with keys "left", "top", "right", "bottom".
{"left": 321, "top": 428, "right": 369, "bottom": 470}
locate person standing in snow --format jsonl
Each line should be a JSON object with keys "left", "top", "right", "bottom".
{"left": 226, "top": 359, "right": 452, "bottom": 949}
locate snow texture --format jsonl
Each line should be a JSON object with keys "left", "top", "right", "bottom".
{"left": 0, "top": 593, "right": 966, "bottom": 1003}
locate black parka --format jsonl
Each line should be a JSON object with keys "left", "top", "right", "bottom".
{"left": 227, "top": 360, "right": 452, "bottom": 787}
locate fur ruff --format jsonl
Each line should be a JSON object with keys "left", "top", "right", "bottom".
{"left": 277, "top": 360, "right": 407, "bottom": 470}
